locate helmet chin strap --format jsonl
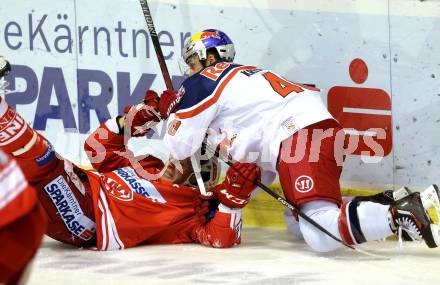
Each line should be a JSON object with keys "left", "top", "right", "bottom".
{"left": 190, "top": 155, "right": 211, "bottom": 196}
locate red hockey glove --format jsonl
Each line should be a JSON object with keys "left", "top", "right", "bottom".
{"left": 159, "top": 89, "right": 181, "bottom": 120}
{"left": 123, "top": 90, "right": 160, "bottom": 137}
{"left": 212, "top": 162, "right": 261, "bottom": 209}
{"left": 193, "top": 199, "right": 211, "bottom": 224}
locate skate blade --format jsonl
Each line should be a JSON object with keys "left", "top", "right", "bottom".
{"left": 425, "top": 224, "right": 440, "bottom": 248}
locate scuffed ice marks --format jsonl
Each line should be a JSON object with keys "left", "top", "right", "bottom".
{"left": 32, "top": 236, "right": 324, "bottom": 284}
{"left": 192, "top": 272, "right": 323, "bottom": 284}
{"left": 35, "top": 251, "right": 281, "bottom": 284}
{"left": 242, "top": 273, "right": 323, "bottom": 285}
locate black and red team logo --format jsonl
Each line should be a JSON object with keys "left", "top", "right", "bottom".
{"left": 295, "top": 175, "right": 314, "bottom": 193}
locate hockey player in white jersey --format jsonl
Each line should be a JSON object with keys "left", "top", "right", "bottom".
{"left": 158, "top": 29, "right": 440, "bottom": 252}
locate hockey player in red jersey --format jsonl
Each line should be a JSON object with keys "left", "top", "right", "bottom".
{"left": 0, "top": 150, "right": 47, "bottom": 285}
{"left": 0, "top": 58, "right": 259, "bottom": 251}
{"left": 0, "top": 153, "right": 47, "bottom": 285}
{"left": 160, "top": 29, "right": 440, "bottom": 252}
{"left": 0, "top": 60, "right": 47, "bottom": 285}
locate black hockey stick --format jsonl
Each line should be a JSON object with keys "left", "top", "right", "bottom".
{"left": 138, "top": 0, "right": 211, "bottom": 195}
{"left": 202, "top": 143, "right": 354, "bottom": 249}
{"left": 202, "top": 143, "right": 388, "bottom": 259}
{"left": 139, "top": 0, "right": 174, "bottom": 91}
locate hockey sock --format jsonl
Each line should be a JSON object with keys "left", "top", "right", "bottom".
{"left": 339, "top": 200, "right": 393, "bottom": 244}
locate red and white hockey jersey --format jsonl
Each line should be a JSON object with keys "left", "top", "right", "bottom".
{"left": 164, "top": 62, "right": 334, "bottom": 184}
{"left": 0, "top": 149, "right": 46, "bottom": 284}
{"left": 0, "top": 149, "right": 37, "bottom": 229}
{"left": 84, "top": 119, "right": 243, "bottom": 250}
{"left": 0, "top": 94, "right": 243, "bottom": 252}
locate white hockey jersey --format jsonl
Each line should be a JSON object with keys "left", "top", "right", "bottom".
{"left": 164, "top": 62, "right": 334, "bottom": 184}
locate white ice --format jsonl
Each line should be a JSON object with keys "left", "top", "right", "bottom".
{"left": 27, "top": 227, "right": 439, "bottom": 285}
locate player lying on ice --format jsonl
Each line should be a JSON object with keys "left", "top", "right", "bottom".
{"left": 0, "top": 58, "right": 260, "bottom": 251}
{"left": 157, "top": 29, "right": 440, "bottom": 252}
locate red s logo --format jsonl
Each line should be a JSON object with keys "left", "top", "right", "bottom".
{"left": 328, "top": 58, "right": 392, "bottom": 157}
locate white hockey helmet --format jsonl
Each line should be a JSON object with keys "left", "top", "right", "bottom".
{"left": 182, "top": 29, "right": 235, "bottom": 64}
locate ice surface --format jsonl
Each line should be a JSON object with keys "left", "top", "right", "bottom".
{"left": 27, "top": 227, "right": 439, "bottom": 285}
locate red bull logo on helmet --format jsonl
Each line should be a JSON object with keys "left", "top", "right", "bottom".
{"left": 200, "top": 31, "right": 221, "bottom": 40}
{"left": 192, "top": 31, "right": 222, "bottom": 42}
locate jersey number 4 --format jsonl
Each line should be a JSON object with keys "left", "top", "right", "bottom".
{"left": 263, "top": 72, "right": 319, "bottom": 97}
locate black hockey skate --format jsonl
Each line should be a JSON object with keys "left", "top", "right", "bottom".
{"left": 353, "top": 187, "right": 410, "bottom": 205}
{"left": 353, "top": 187, "right": 415, "bottom": 241}
{"left": 389, "top": 185, "right": 440, "bottom": 248}
{"left": 0, "top": 58, "right": 13, "bottom": 99}
{"left": 0, "top": 58, "right": 11, "bottom": 78}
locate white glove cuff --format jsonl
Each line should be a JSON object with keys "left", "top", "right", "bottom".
{"left": 218, "top": 203, "right": 243, "bottom": 214}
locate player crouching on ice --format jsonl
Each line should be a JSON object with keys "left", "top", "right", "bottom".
{"left": 0, "top": 58, "right": 259, "bottom": 251}
{"left": 159, "top": 29, "right": 440, "bottom": 252}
